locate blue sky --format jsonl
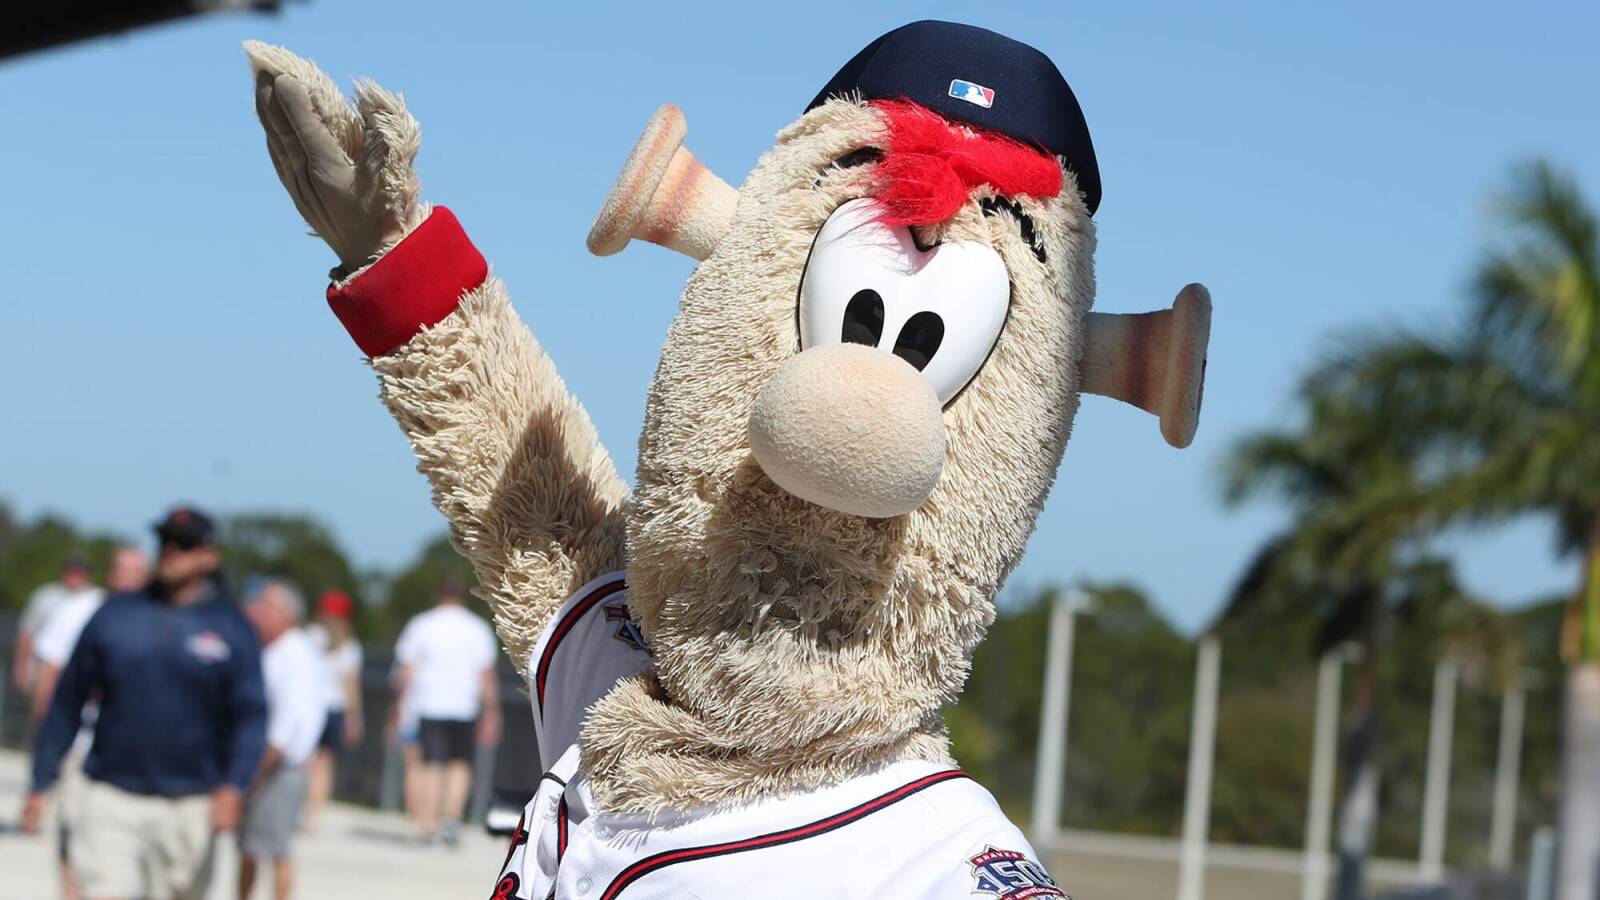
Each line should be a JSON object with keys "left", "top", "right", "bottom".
{"left": 2, "top": 1, "right": 1595, "bottom": 631}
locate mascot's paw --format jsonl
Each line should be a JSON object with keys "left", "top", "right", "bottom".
{"left": 243, "top": 41, "right": 426, "bottom": 275}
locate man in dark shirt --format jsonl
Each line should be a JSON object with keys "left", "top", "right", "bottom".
{"left": 22, "top": 506, "right": 268, "bottom": 900}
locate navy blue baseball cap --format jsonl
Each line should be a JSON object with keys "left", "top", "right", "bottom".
{"left": 807, "top": 20, "right": 1101, "bottom": 215}
{"left": 153, "top": 505, "right": 217, "bottom": 550}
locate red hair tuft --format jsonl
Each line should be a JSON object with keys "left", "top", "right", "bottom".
{"left": 871, "top": 99, "right": 1063, "bottom": 227}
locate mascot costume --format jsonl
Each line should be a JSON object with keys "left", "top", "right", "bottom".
{"left": 244, "top": 20, "right": 1210, "bottom": 899}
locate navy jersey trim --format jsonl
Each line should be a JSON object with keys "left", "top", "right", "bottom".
{"left": 597, "top": 769, "right": 969, "bottom": 899}
{"left": 534, "top": 576, "right": 628, "bottom": 714}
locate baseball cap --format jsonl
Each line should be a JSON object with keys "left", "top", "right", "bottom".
{"left": 152, "top": 505, "right": 217, "bottom": 550}
{"left": 807, "top": 20, "right": 1101, "bottom": 214}
{"left": 318, "top": 589, "right": 354, "bottom": 619}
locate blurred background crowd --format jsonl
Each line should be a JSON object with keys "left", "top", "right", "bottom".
{"left": 4, "top": 506, "right": 510, "bottom": 899}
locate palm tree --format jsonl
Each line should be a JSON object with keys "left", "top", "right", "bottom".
{"left": 1314, "top": 162, "right": 1600, "bottom": 899}
{"left": 1221, "top": 367, "right": 1446, "bottom": 900}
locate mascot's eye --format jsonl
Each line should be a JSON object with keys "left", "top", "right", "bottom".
{"left": 830, "top": 147, "right": 883, "bottom": 172}
{"left": 812, "top": 148, "right": 884, "bottom": 189}
{"left": 842, "top": 290, "right": 885, "bottom": 345}
{"left": 797, "top": 198, "right": 1010, "bottom": 404}
{"left": 980, "top": 196, "right": 1048, "bottom": 263}
{"left": 892, "top": 312, "right": 944, "bottom": 371}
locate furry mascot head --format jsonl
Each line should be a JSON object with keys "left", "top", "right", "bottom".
{"left": 578, "top": 20, "right": 1210, "bottom": 812}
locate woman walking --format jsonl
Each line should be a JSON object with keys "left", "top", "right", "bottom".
{"left": 303, "top": 589, "right": 363, "bottom": 832}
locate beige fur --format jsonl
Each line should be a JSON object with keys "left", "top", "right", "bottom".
{"left": 367, "top": 282, "right": 630, "bottom": 672}
{"left": 243, "top": 41, "right": 362, "bottom": 154}
{"left": 245, "top": 42, "right": 428, "bottom": 275}
{"left": 585, "top": 98, "right": 1097, "bottom": 814}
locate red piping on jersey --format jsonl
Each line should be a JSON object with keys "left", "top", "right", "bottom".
{"left": 596, "top": 769, "right": 970, "bottom": 900}
{"left": 556, "top": 796, "right": 569, "bottom": 862}
{"left": 499, "top": 811, "right": 528, "bottom": 873}
{"left": 534, "top": 577, "right": 628, "bottom": 714}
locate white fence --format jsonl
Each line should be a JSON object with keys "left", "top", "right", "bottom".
{"left": 1027, "top": 592, "right": 1539, "bottom": 900}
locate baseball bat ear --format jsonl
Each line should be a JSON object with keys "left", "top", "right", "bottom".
{"left": 587, "top": 105, "right": 738, "bottom": 261}
{"left": 1079, "top": 283, "right": 1212, "bottom": 449}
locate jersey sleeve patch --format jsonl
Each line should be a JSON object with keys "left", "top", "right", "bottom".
{"left": 527, "top": 572, "right": 653, "bottom": 768}
{"left": 967, "top": 846, "right": 1068, "bottom": 899}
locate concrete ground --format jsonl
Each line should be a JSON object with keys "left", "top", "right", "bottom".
{"left": 1038, "top": 829, "right": 1431, "bottom": 900}
{"left": 0, "top": 749, "right": 1436, "bottom": 900}
{"left": 0, "top": 751, "right": 503, "bottom": 900}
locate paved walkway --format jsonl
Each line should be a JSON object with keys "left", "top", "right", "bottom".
{"left": 0, "top": 751, "right": 504, "bottom": 900}
{"left": 1, "top": 748, "right": 1436, "bottom": 899}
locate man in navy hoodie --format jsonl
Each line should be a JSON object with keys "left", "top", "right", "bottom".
{"left": 22, "top": 506, "right": 268, "bottom": 900}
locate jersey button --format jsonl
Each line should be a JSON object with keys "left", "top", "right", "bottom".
{"left": 575, "top": 876, "right": 593, "bottom": 895}
{"left": 594, "top": 825, "right": 612, "bottom": 839}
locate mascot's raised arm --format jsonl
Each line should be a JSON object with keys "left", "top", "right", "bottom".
{"left": 245, "top": 20, "right": 1210, "bottom": 900}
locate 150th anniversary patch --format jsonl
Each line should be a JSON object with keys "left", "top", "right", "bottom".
{"left": 968, "top": 846, "right": 1067, "bottom": 899}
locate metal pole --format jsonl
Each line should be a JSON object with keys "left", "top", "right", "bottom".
{"left": 1177, "top": 635, "right": 1222, "bottom": 900}
{"left": 468, "top": 742, "right": 498, "bottom": 826}
{"left": 1301, "top": 649, "right": 1346, "bottom": 900}
{"left": 1031, "top": 590, "right": 1081, "bottom": 843}
{"left": 1489, "top": 674, "right": 1528, "bottom": 870}
{"left": 1556, "top": 664, "right": 1600, "bottom": 900}
{"left": 1419, "top": 658, "right": 1458, "bottom": 881}
{"left": 379, "top": 737, "right": 404, "bottom": 812}
{"left": 1527, "top": 826, "right": 1556, "bottom": 900}
{"left": 0, "top": 648, "right": 9, "bottom": 746}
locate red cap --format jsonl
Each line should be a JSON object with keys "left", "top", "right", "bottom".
{"left": 318, "top": 589, "right": 354, "bottom": 619}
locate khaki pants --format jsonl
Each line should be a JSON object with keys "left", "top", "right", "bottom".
{"left": 56, "top": 751, "right": 87, "bottom": 861}
{"left": 72, "top": 780, "right": 215, "bottom": 900}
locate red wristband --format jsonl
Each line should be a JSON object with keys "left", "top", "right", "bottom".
{"left": 326, "top": 206, "right": 489, "bottom": 357}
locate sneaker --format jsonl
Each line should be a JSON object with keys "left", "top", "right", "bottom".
{"left": 440, "top": 818, "right": 461, "bottom": 849}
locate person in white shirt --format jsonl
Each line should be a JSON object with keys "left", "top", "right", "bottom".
{"left": 301, "top": 589, "right": 364, "bottom": 833}
{"left": 390, "top": 578, "right": 500, "bottom": 846}
{"left": 13, "top": 554, "right": 101, "bottom": 692}
{"left": 29, "top": 546, "right": 145, "bottom": 720}
{"left": 27, "top": 546, "right": 143, "bottom": 900}
{"left": 241, "top": 580, "right": 327, "bottom": 900}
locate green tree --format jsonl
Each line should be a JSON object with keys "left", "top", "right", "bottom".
{"left": 1316, "top": 162, "right": 1599, "bottom": 898}
{"left": 1221, "top": 362, "right": 1447, "bottom": 897}
{"left": 950, "top": 583, "right": 1191, "bottom": 835}
{"left": 221, "top": 513, "right": 367, "bottom": 627}
{"left": 0, "top": 503, "right": 124, "bottom": 612}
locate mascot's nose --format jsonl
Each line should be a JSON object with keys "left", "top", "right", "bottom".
{"left": 749, "top": 343, "right": 945, "bottom": 519}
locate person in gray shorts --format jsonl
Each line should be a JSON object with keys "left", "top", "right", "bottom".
{"left": 241, "top": 581, "right": 328, "bottom": 900}
{"left": 240, "top": 764, "right": 310, "bottom": 858}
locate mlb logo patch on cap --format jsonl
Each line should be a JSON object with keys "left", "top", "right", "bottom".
{"left": 808, "top": 20, "right": 1103, "bottom": 213}
{"left": 949, "top": 79, "right": 994, "bottom": 108}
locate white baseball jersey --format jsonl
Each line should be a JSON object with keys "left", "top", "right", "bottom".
{"left": 496, "top": 571, "right": 1067, "bottom": 900}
